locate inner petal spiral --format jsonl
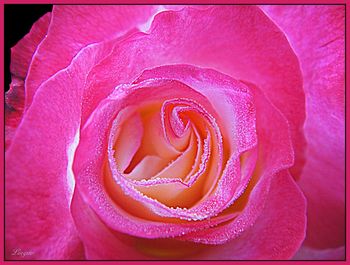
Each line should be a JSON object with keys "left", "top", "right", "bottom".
{"left": 98, "top": 74, "right": 257, "bottom": 222}
{"left": 110, "top": 97, "right": 223, "bottom": 209}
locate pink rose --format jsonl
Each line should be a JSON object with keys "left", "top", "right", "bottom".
{"left": 5, "top": 5, "right": 345, "bottom": 260}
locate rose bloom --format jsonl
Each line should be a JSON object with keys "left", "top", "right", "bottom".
{"left": 5, "top": 5, "right": 345, "bottom": 260}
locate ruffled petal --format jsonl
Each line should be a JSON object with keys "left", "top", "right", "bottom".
{"left": 24, "top": 5, "right": 160, "bottom": 109}
{"left": 85, "top": 6, "right": 305, "bottom": 178}
{"left": 70, "top": 189, "right": 149, "bottom": 260}
{"left": 73, "top": 76, "right": 242, "bottom": 238}
{"left": 5, "top": 39, "right": 116, "bottom": 260}
{"left": 261, "top": 5, "right": 345, "bottom": 249}
{"left": 72, "top": 171, "right": 306, "bottom": 260}
{"left": 10, "top": 12, "right": 51, "bottom": 80}
{"left": 72, "top": 188, "right": 217, "bottom": 260}
{"left": 5, "top": 13, "right": 51, "bottom": 151}
{"left": 134, "top": 64, "right": 257, "bottom": 153}
{"left": 190, "top": 170, "right": 306, "bottom": 260}
{"left": 180, "top": 82, "right": 295, "bottom": 244}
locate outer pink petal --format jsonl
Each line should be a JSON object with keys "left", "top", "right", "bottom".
{"left": 191, "top": 170, "right": 306, "bottom": 260}
{"left": 72, "top": 188, "right": 224, "bottom": 260}
{"left": 180, "top": 82, "right": 295, "bottom": 244}
{"left": 24, "top": 5, "right": 160, "bottom": 109}
{"left": 70, "top": 189, "right": 149, "bottom": 260}
{"left": 79, "top": 5, "right": 306, "bottom": 178}
{"left": 5, "top": 40, "right": 116, "bottom": 259}
{"left": 261, "top": 5, "right": 345, "bottom": 249}
{"left": 5, "top": 13, "right": 51, "bottom": 151}
{"left": 72, "top": 171, "right": 306, "bottom": 260}
{"left": 10, "top": 12, "right": 51, "bottom": 80}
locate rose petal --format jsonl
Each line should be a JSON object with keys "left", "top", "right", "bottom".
{"left": 132, "top": 65, "right": 259, "bottom": 219}
{"left": 127, "top": 155, "right": 167, "bottom": 181}
{"left": 122, "top": 97, "right": 224, "bottom": 208}
{"left": 70, "top": 189, "right": 149, "bottom": 260}
{"left": 261, "top": 5, "right": 345, "bottom": 249}
{"left": 24, "top": 5, "right": 160, "bottom": 109}
{"left": 112, "top": 107, "right": 144, "bottom": 172}
{"left": 130, "top": 132, "right": 196, "bottom": 183}
{"left": 6, "top": 38, "right": 228, "bottom": 251}
{"left": 180, "top": 82, "right": 295, "bottom": 244}
{"left": 10, "top": 12, "right": 51, "bottom": 80}
{"left": 5, "top": 13, "right": 51, "bottom": 151}
{"left": 87, "top": 5, "right": 306, "bottom": 178}
{"left": 126, "top": 125, "right": 211, "bottom": 208}
{"left": 134, "top": 64, "right": 257, "bottom": 153}
{"left": 189, "top": 170, "right": 306, "bottom": 260}
{"left": 72, "top": 188, "right": 225, "bottom": 260}
{"left": 5, "top": 40, "right": 115, "bottom": 259}
{"left": 104, "top": 76, "right": 255, "bottom": 221}
{"left": 73, "top": 77, "right": 245, "bottom": 237}
{"left": 74, "top": 170, "right": 306, "bottom": 260}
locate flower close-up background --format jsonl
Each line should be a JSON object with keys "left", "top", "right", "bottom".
{"left": 4, "top": 4, "right": 345, "bottom": 261}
